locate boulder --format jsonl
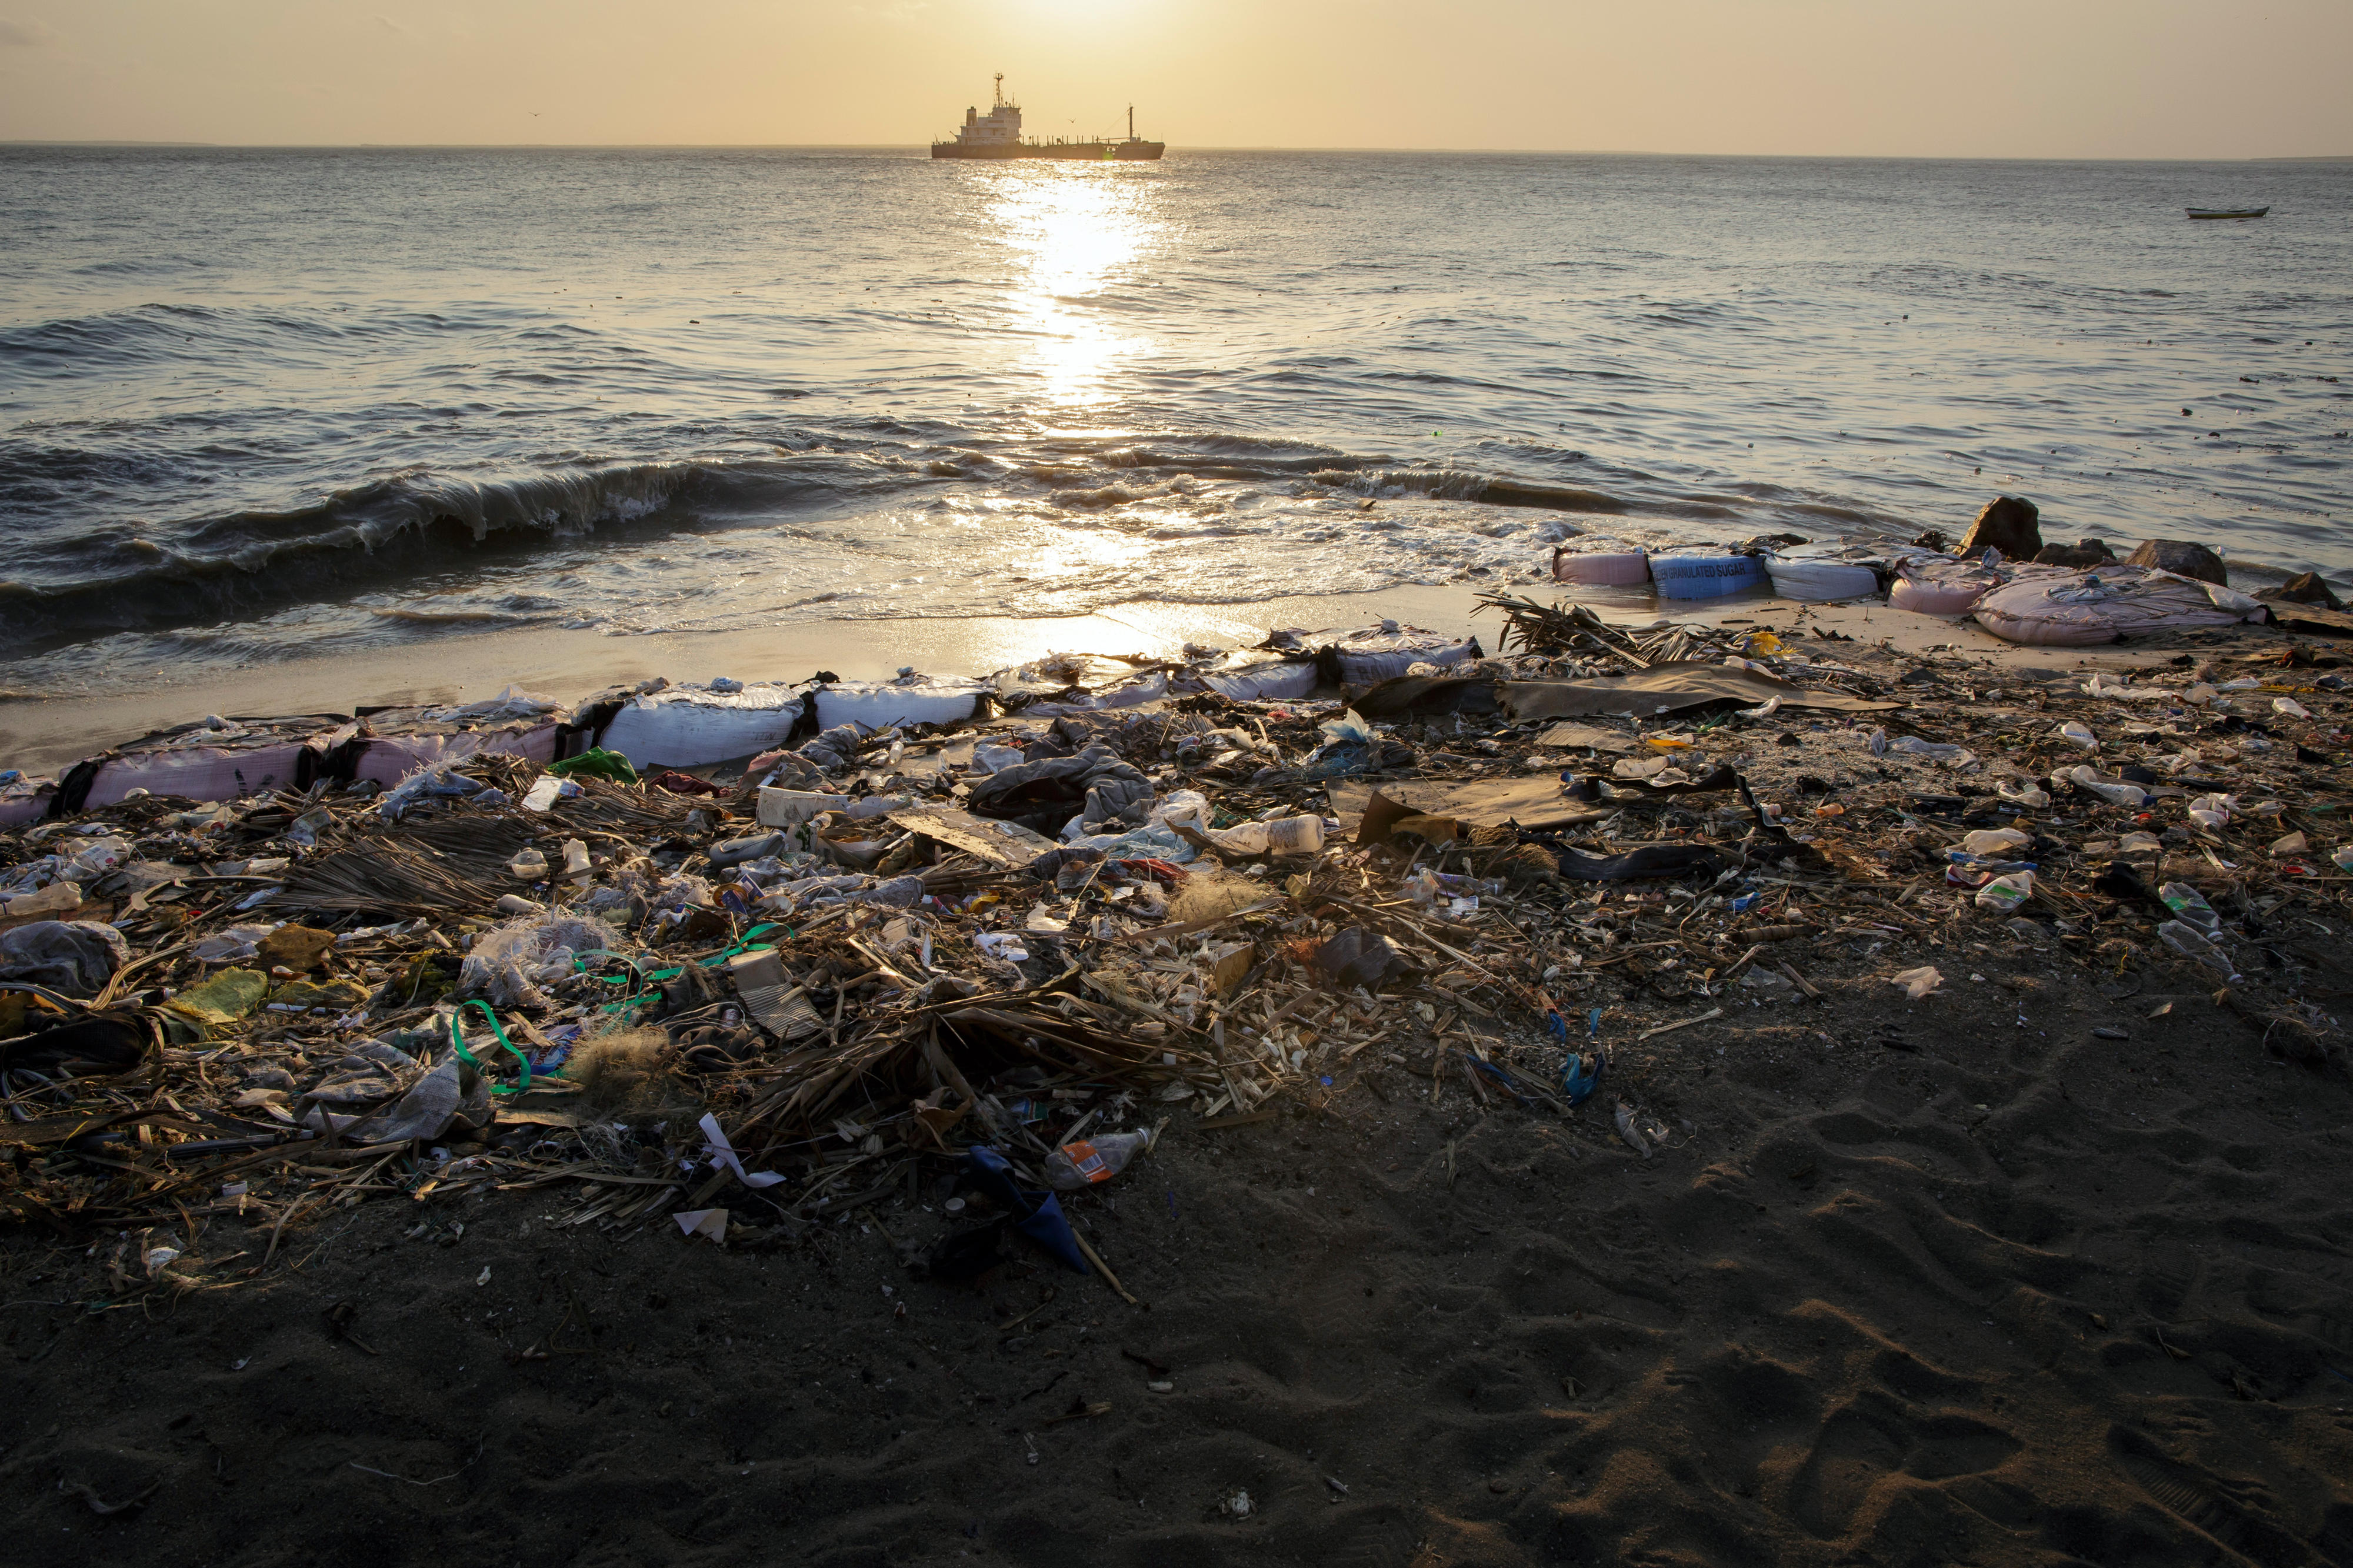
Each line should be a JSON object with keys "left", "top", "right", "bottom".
{"left": 2032, "top": 538, "right": 2118, "bottom": 569}
{"left": 1956, "top": 496, "right": 2041, "bottom": 561}
{"left": 2254, "top": 571, "right": 2344, "bottom": 611}
{"left": 2123, "top": 538, "right": 2227, "bottom": 586}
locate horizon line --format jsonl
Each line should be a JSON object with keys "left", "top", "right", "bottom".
{"left": 2, "top": 139, "right": 2349, "bottom": 162}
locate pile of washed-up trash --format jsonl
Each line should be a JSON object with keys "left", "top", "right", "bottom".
{"left": 1550, "top": 496, "right": 2351, "bottom": 646}
{"left": 4, "top": 591, "right": 2347, "bottom": 1294}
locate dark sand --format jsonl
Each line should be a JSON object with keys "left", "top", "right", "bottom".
{"left": 7, "top": 948, "right": 2351, "bottom": 1566}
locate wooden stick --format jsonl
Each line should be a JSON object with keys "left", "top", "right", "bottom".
{"left": 1072, "top": 1231, "right": 1138, "bottom": 1306}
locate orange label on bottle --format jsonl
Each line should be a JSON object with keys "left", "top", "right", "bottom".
{"left": 1060, "top": 1141, "right": 1111, "bottom": 1182}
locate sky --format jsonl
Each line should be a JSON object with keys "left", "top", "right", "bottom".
{"left": 1, "top": 0, "right": 2348, "bottom": 158}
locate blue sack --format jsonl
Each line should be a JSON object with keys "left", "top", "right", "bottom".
{"left": 965, "top": 1146, "right": 1089, "bottom": 1274}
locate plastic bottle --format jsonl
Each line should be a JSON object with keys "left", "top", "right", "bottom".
{"left": 2158, "top": 921, "right": 2240, "bottom": 983}
{"left": 2185, "top": 792, "right": 2232, "bottom": 830}
{"left": 561, "top": 838, "right": 592, "bottom": 881}
{"left": 2065, "top": 766, "right": 2147, "bottom": 808}
{"left": 709, "top": 831, "right": 791, "bottom": 867}
{"left": 1960, "top": 828, "right": 2031, "bottom": 855}
{"left": 508, "top": 849, "right": 548, "bottom": 881}
{"left": 2, "top": 882, "right": 83, "bottom": 918}
{"left": 2057, "top": 721, "right": 2098, "bottom": 752}
{"left": 2334, "top": 846, "right": 2353, "bottom": 873}
{"left": 1995, "top": 779, "right": 2051, "bottom": 808}
{"left": 1407, "top": 868, "right": 1505, "bottom": 903}
{"left": 1044, "top": 1130, "right": 1153, "bottom": 1190}
{"left": 2158, "top": 882, "right": 2223, "bottom": 939}
{"left": 1974, "top": 872, "right": 2034, "bottom": 914}
{"left": 1211, "top": 815, "right": 1324, "bottom": 856}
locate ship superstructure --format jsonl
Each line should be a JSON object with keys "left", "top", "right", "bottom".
{"left": 931, "top": 75, "right": 1164, "bottom": 161}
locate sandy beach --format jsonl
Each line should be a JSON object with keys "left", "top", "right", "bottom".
{"left": 5, "top": 909, "right": 2348, "bottom": 1565}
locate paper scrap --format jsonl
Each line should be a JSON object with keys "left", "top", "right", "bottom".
{"left": 698, "top": 1112, "right": 786, "bottom": 1188}
{"left": 674, "top": 1208, "right": 729, "bottom": 1242}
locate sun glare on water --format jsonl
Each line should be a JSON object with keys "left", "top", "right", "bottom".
{"left": 984, "top": 166, "right": 1162, "bottom": 411}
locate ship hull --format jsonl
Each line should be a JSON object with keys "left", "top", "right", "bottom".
{"left": 931, "top": 141, "right": 1164, "bottom": 161}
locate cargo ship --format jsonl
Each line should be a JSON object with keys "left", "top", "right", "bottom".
{"left": 931, "top": 75, "right": 1164, "bottom": 161}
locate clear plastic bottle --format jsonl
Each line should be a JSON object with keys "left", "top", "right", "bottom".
{"left": 1211, "top": 815, "right": 1324, "bottom": 856}
{"left": 1044, "top": 1130, "right": 1154, "bottom": 1190}
{"left": 2158, "top": 882, "right": 2222, "bottom": 939}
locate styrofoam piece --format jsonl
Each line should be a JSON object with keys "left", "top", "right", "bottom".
{"left": 756, "top": 788, "right": 849, "bottom": 829}
{"left": 1972, "top": 565, "right": 2268, "bottom": 648}
{"left": 597, "top": 685, "right": 806, "bottom": 768}
{"left": 1200, "top": 658, "right": 1318, "bottom": 702}
{"left": 1552, "top": 548, "right": 1651, "bottom": 586}
{"left": 1889, "top": 560, "right": 1999, "bottom": 616}
{"left": 352, "top": 720, "right": 562, "bottom": 788}
{"left": 85, "top": 743, "right": 314, "bottom": 808}
{"left": 1765, "top": 556, "right": 1880, "bottom": 601}
{"left": 811, "top": 679, "right": 988, "bottom": 731}
{"left": 1649, "top": 552, "right": 1768, "bottom": 599}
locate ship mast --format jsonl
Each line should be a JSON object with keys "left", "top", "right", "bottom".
{"left": 1128, "top": 104, "right": 1134, "bottom": 141}
{"left": 994, "top": 72, "right": 1005, "bottom": 108}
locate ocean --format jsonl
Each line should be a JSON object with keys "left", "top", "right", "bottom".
{"left": 1, "top": 146, "right": 2347, "bottom": 695}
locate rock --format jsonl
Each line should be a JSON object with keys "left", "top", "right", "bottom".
{"left": 2254, "top": 571, "right": 2344, "bottom": 611}
{"left": 2123, "top": 538, "right": 2227, "bottom": 586}
{"left": 1956, "top": 496, "right": 2041, "bottom": 561}
{"left": 2032, "top": 539, "right": 2117, "bottom": 569}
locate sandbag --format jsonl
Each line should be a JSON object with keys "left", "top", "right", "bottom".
{"left": 597, "top": 683, "right": 806, "bottom": 769}
{"left": 1890, "top": 558, "right": 2002, "bottom": 615}
{"left": 812, "top": 679, "right": 988, "bottom": 730}
{"left": 1317, "top": 625, "right": 1482, "bottom": 685}
{"left": 351, "top": 721, "right": 561, "bottom": 786}
{"left": 1971, "top": 565, "right": 2269, "bottom": 648}
{"left": 1649, "top": 552, "right": 1768, "bottom": 599}
{"left": 1552, "top": 546, "right": 1651, "bottom": 586}
{"left": 1199, "top": 656, "right": 1318, "bottom": 702}
{"left": 1765, "top": 556, "right": 1880, "bottom": 602}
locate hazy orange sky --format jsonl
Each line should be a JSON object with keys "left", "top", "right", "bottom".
{"left": 2, "top": 0, "right": 2348, "bottom": 156}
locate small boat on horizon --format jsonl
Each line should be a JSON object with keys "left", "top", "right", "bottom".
{"left": 932, "top": 75, "right": 1165, "bottom": 161}
{"left": 2187, "top": 206, "right": 2269, "bottom": 219}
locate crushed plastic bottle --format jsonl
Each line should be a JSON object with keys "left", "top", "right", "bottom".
{"left": 1973, "top": 872, "right": 2034, "bottom": 914}
{"left": 2272, "top": 697, "right": 2311, "bottom": 719}
{"left": 2064, "top": 766, "right": 2146, "bottom": 808}
{"left": 2158, "top": 920, "right": 2240, "bottom": 983}
{"left": 560, "top": 838, "right": 592, "bottom": 881}
{"left": 2158, "top": 882, "right": 2223, "bottom": 940}
{"left": 1959, "top": 828, "right": 2032, "bottom": 855}
{"left": 2, "top": 882, "right": 84, "bottom": 918}
{"left": 1044, "top": 1129, "right": 1154, "bottom": 1190}
{"left": 2334, "top": 846, "right": 2353, "bottom": 873}
{"left": 1209, "top": 815, "right": 1324, "bottom": 856}
{"left": 1995, "top": 779, "right": 2052, "bottom": 808}
{"left": 2185, "top": 792, "right": 2234, "bottom": 830}
{"left": 2057, "top": 721, "right": 2098, "bottom": 752}
{"left": 1407, "top": 868, "right": 1506, "bottom": 904}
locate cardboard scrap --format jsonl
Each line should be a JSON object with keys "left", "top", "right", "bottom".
{"left": 886, "top": 805, "right": 1061, "bottom": 870}
{"left": 1347, "top": 776, "right": 1600, "bottom": 845}
{"left": 1501, "top": 662, "right": 1899, "bottom": 720}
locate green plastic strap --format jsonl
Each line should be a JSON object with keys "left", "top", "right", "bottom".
{"left": 451, "top": 999, "right": 535, "bottom": 1096}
